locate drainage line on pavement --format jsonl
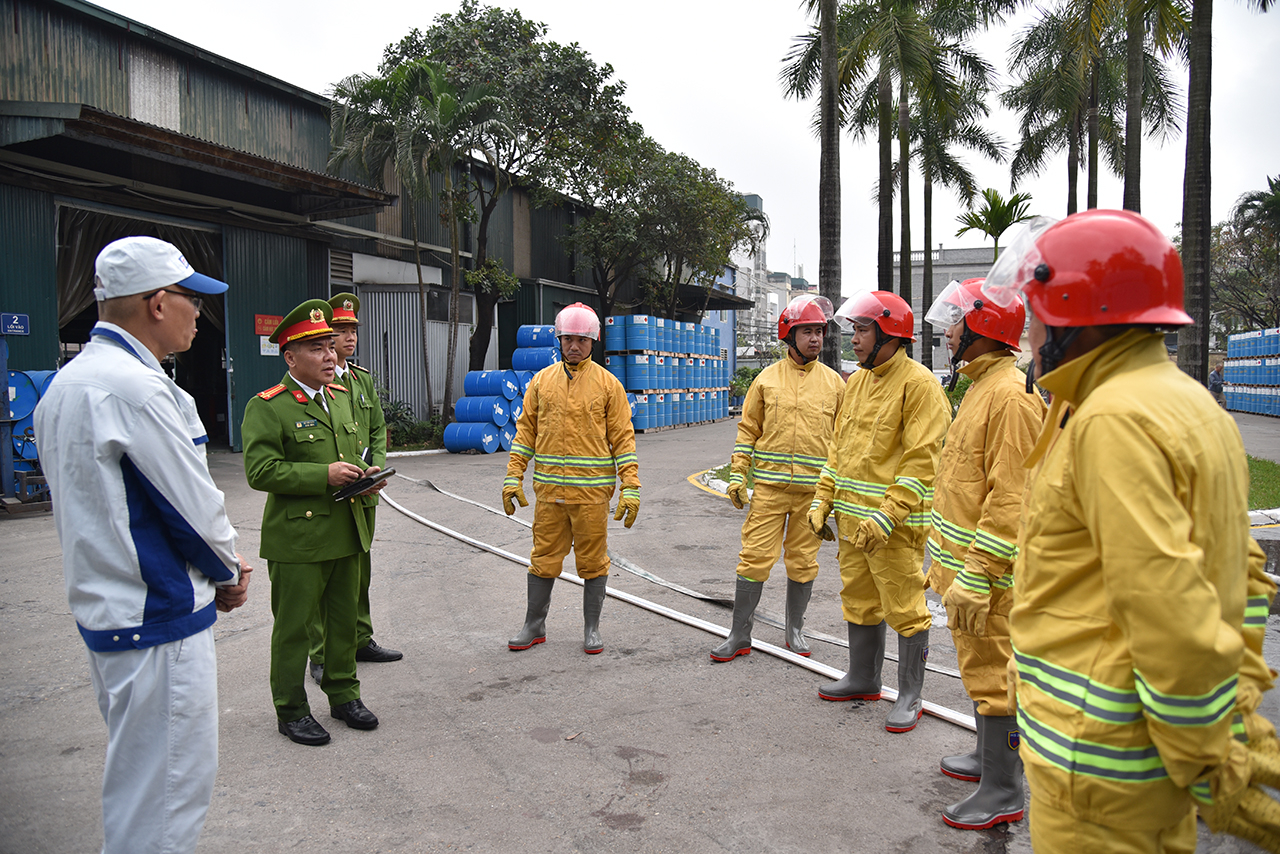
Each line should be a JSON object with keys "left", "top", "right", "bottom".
{"left": 382, "top": 490, "right": 975, "bottom": 732}
{"left": 394, "top": 473, "right": 965, "bottom": 680}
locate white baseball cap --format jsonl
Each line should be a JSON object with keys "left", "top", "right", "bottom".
{"left": 93, "top": 236, "right": 229, "bottom": 301}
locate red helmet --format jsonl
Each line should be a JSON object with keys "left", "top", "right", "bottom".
{"left": 983, "top": 210, "right": 1191, "bottom": 328}
{"left": 554, "top": 302, "right": 601, "bottom": 341}
{"left": 778, "top": 294, "right": 834, "bottom": 341}
{"left": 835, "top": 290, "right": 916, "bottom": 341}
{"left": 925, "top": 278, "right": 1024, "bottom": 350}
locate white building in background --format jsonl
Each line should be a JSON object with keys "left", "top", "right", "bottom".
{"left": 733, "top": 194, "right": 794, "bottom": 356}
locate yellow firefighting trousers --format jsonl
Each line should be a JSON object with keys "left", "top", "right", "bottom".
{"left": 1030, "top": 798, "right": 1195, "bottom": 854}
{"left": 735, "top": 483, "right": 822, "bottom": 584}
{"left": 529, "top": 500, "right": 610, "bottom": 580}
{"left": 837, "top": 541, "right": 930, "bottom": 636}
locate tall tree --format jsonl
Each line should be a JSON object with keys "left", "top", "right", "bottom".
{"left": 382, "top": 2, "right": 630, "bottom": 370}
{"left": 956, "top": 188, "right": 1034, "bottom": 260}
{"left": 330, "top": 62, "right": 444, "bottom": 415}
{"left": 1178, "top": 0, "right": 1272, "bottom": 384}
{"left": 1122, "top": 0, "right": 1191, "bottom": 211}
{"left": 818, "top": 0, "right": 842, "bottom": 369}
{"left": 392, "top": 60, "right": 507, "bottom": 422}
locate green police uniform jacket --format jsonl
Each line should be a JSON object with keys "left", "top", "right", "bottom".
{"left": 243, "top": 374, "right": 374, "bottom": 563}
{"left": 338, "top": 362, "right": 386, "bottom": 525}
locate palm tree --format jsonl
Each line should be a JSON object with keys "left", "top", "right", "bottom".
{"left": 913, "top": 82, "right": 1006, "bottom": 369}
{"left": 1121, "top": 0, "right": 1190, "bottom": 211}
{"left": 956, "top": 188, "right": 1034, "bottom": 260}
{"left": 394, "top": 60, "right": 507, "bottom": 423}
{"left": 1234, "top": 175, "right": 1280, "bottom": 239}
{"left": 330, "top": 63, "right": 439, "bottom": 415}
{"left": 1179, "top": 0, "right": 1273, "bottom": 383}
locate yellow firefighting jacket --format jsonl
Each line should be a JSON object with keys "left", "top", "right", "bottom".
{"left": 1011, "top": 329, "right": 1258, "bottom": 829}
{"left": 814, "top": 347, "right": 950, "bottom": 546}
{"left": 731, "top": 356, "right": 845, "bottom": 494}
{"left": 507, "top": 356, "right": 639, "bottom": 505}
{"left": 926, "top": 352, "right": 1045, "bottom": 597}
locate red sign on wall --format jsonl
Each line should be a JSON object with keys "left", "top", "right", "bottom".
{"left": 255, "top": 314, "right": 283, "bottom": 336}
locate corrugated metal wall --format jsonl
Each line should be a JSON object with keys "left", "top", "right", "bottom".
{"left": 223, "top": 226, "right": 308, "bottom": 450}
{"left": 0, "top": 183, "right": 58, "bottom": 369}
{"left": 0, "top": 0, "right": 330, "bottom": 172}
{"left": 530, "top": 205, "right": 574, "bottom": 284}
{"left": 358, "top": 285, "right": 496, "bottom": 419}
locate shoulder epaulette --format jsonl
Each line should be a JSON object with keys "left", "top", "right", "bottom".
{"left": 257, "top": 384, "right": 287, "bottom": 400}
{"left": 350, "top": 363, "right": 371, "bottom": 374}
{"left": 328, "top": 383, "right": 348, "bottom": 393}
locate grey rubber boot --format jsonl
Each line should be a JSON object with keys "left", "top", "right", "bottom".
{"left": 784, "top": 579, "right": 814, "bottom": 656}
{"left": 709, "top": 576, "right": 764, "bottom": 662}
{"left": 940, "top": 702, "right": 984, "bottom": 781}
{"left": 818, "top": 621, "right": 886, "bottom": 700}
{"left": 508, "top": 574, "right": 555, "bottom": 650}
{"left": 942, "top": 714, "right": 1025, "bottom": 829}
{"left": 885, "top": 629, "right": 929, "bottom": 732}
{"left": 582, "top": 576, "right": 607, "bottom": 654}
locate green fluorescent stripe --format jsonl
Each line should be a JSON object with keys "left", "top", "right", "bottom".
{"left": 1133, "top": 671, "right": 1237, "bottom": 727}
{"left": 974, "top": 528, "right": 1019, "bottom": 560}
{"left": 532, "top": 472, "right": 617, "bottom": 487}
{"left": 622, "top": 488, "right": 639, "bottom": 498}
{"left": 832, "top": 476, "right": 890, "bottom": 497}
{"left": 1017, "top": 707, "right": 1168, "bottom": 783}
{"left": 1190, "top": 781, "right": 1213, "bottom": 805}
{"left": 905, "top": 512, "right": 931, "bottom": 526}
{"left": 833, "top": 500, "right": 873, "bottom": 520}
{"left": 927, "top": 539, "right": 965, "bottom": 572}
{"left": 993, "top": 572, "right": 1015, "bottom": 590}
{"left": 894, "top": 476, "right": 927, "bottom": 499}
{"left": 733, "top": 444, "right": 755, "bottom": 455}
{"left": 930, "top": 509, "right": 976, "bottom": 547}
{"left": 614, "top": 453, "right": 638, "bottom": 464}
{"left": 511, "top": 443, "right": 534, "bottom": 459}
{"left": 1233, "top": 713, "right": 1248, "bottom": 743}
{"left": 1014, "top": 648, "right": 1143, "bottom": 724}
{"left": 535, "top": 454, "right": 616, "bottom": 466}
{"left": 730, "top": 473, "right": 745, "bottom": 485}
{"left": 1244, "top": 596, "right": 1269, "bottom": 627}
{"left": 955, "top": 570, "right": 991, "bottom": 594}
{"left": 869, "top": 510, "right": 894, "bottom": 536}
{"left": 503, "top": 476, "right": 519, "bottom": 486}
{"left": 794, "top": 454, "right": 828, "bottom": 467}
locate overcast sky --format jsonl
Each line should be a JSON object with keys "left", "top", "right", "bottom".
{"left": 95, "top": 0, "right": 1279, "bottom": 299}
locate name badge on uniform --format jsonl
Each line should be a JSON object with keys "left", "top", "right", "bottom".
{"left": 296, "top": 419, "right": 317, "bottom": 429}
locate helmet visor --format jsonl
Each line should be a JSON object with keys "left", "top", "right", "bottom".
{"left": 924, "top": 280, "right": 969, "bottom": 331}
{"left": 834, "top": 291, "right": 888, "bottom": 332}
{"left": 982, "top": 216, "right": 1058, "bottom": 308}
{"left": 782, "top": 294, "right": 835, "bottom": 325}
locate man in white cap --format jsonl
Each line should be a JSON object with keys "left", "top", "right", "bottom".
{"left": 34, "top": 236, "right": 252, "bottom": 854}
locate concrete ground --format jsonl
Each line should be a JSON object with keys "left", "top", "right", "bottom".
{"left": 1, "top": 417, "right": 1277, "bottom": 853}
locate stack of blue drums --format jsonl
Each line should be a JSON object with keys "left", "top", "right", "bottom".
{"left": 446, "top": 369, "right": 519, "bottom": 454}
{"left": 7, "top": 368, "right": 56, "bottom": 494}
{"left": 599, "top": 315, "right": 729, "bottom": 429}
{"left": 1225, "top": 327, "right": 1280, "bottom": 416}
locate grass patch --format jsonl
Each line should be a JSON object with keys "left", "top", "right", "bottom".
{"left": 709, "top": 462, "right": 754, "bottom": 488}
{"left": 1250, "top": 455, "right": 1280, "bottom": 511}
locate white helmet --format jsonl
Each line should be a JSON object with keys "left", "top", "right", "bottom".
{"left": 555, "top": 302, "right": 601, "bottom": 341}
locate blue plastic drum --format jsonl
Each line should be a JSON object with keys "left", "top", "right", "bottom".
{"left": 515, "top": 325, "right": 557, "bottom": 348}
{"left": 512, "top": 347, "right": 561, "bottom": 372}
{"left": 454, "top": 395, "right": 510, "bottom": 426}
{"left": 517, "top": 371, "right": 534, "bottom": 395}
{"left": 499, "top": 422, "right": 515, "bottom": 451}
{"left": 443, "top": 422, "right": 501, "bottom": 454}
{"left": 464, "top": 370, "right": 520, "bottom": 400}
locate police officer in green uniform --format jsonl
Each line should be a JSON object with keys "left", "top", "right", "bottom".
{"left": 242, "top": 299, "right": 383, "bottom": 746}
{"left": 306, "top": 293, "right": 400, "bottom": 685}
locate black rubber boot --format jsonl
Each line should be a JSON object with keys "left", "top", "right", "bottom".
{"left": 942, "top": 714, "right": 1025, "bottom": 829}
{"left": 508, "top": 574, "right": 555, "bottom": 650}
{"left": 818, "top": 621, "right": 886, "bottom": 700}
{"left": 940, "top": 702, "right": 983, "bottom": 781}
{"left": 582, "top": 576, "right": 607, "bottom": 654}
{"left": 885, "top": 629, "right": 928, "bottom": 732}
{"left": 784, "top": 579, "right": 814, "bottom": 656}
{"left": 709, "top": 576, "right": 764, "bottom": 662}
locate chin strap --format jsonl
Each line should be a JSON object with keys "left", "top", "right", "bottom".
{"left": 1028, "top": 326, "right": 1083, "bottom": 393}
{"left": 946, "top": 327, "right": 984, "bottom": 392}
{"left": 859, "top": 326, "right": 892, "bottom": 369}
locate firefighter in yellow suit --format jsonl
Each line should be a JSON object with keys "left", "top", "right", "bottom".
{"left": 711, "top": 295, "right": 844, "bottom": 662}
{"left": 503, "top": 303, "right": 640, "bottom": 655}
{"left": 984, "top": 209, "right": 1280, "bottom": 853}
{"left": 921, "top": 278, "right": 1046, "bottom": 829}
{"left": 807, "top": 290, "right": 951, "bottom": 733}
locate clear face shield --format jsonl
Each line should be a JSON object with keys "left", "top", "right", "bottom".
{"left": 981, "top": 216, "right": 1058, "bottom": 309}
{"left": 924, "top": 280, "right": 969, "bottom": 333}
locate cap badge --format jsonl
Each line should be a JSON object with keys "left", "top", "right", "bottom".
{"left": 309, "top": 308, "right": 324, "bottom": 323}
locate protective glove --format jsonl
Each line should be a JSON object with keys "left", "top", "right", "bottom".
{"left": 1194, "top": 738, "right": 1280, "bottom": 854}
{"left": 726, "top": 479, "right": 749, "bottom": 510}
{"left": 807, "top": 498, "right": 833, "bottom": 538}
{"left": 502, "top": 477, "right": 528, "bottom": 515}
{"left": 851, "top": 511, "right": 893, "bottom": 555}
{"left": 614, "top": 488, "right": 640, "bottom": 528}
{"left": 943, "top": 570, "right": 995, "bottom": 636}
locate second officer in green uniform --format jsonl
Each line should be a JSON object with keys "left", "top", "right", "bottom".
{"left": 306, "top": 293, "right": 400, "bottom": 685}
{"left": 243, "top": 299, "right": 384, "bottom": 746}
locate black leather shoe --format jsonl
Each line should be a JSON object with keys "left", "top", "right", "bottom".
{"left": 309, "top": 661, "right": 323, "bottom": 684}
{"left": 330, "top": 699, "right": 379, "bottom": 730}
{"left": 355, "top": 640, "right": 403, "bottom": 663}
{"left": 278, "top": 714, "right": 331, "bottom": 746}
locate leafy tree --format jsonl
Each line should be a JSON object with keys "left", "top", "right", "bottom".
{"left": 955, "top": 187, "right": 1034, "bottom": 260}
{"left": 1202, "top": 214, "right": 1280, "bottom": 334}
{"left": 1121, "top": 0, "right": 1190, "bottom": 211}
{"left": 1179, "top": 0, "right": 1273, "bottom": 383}
{"left": 381, "top": 2, "right": 630, "bottom": 371}
{"left": 389, "top": 59, "right": 507, "bottom": 422}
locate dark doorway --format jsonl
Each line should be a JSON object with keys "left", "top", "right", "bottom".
{"left": 55, "top": 206, "right": 230, "bottom": 445}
